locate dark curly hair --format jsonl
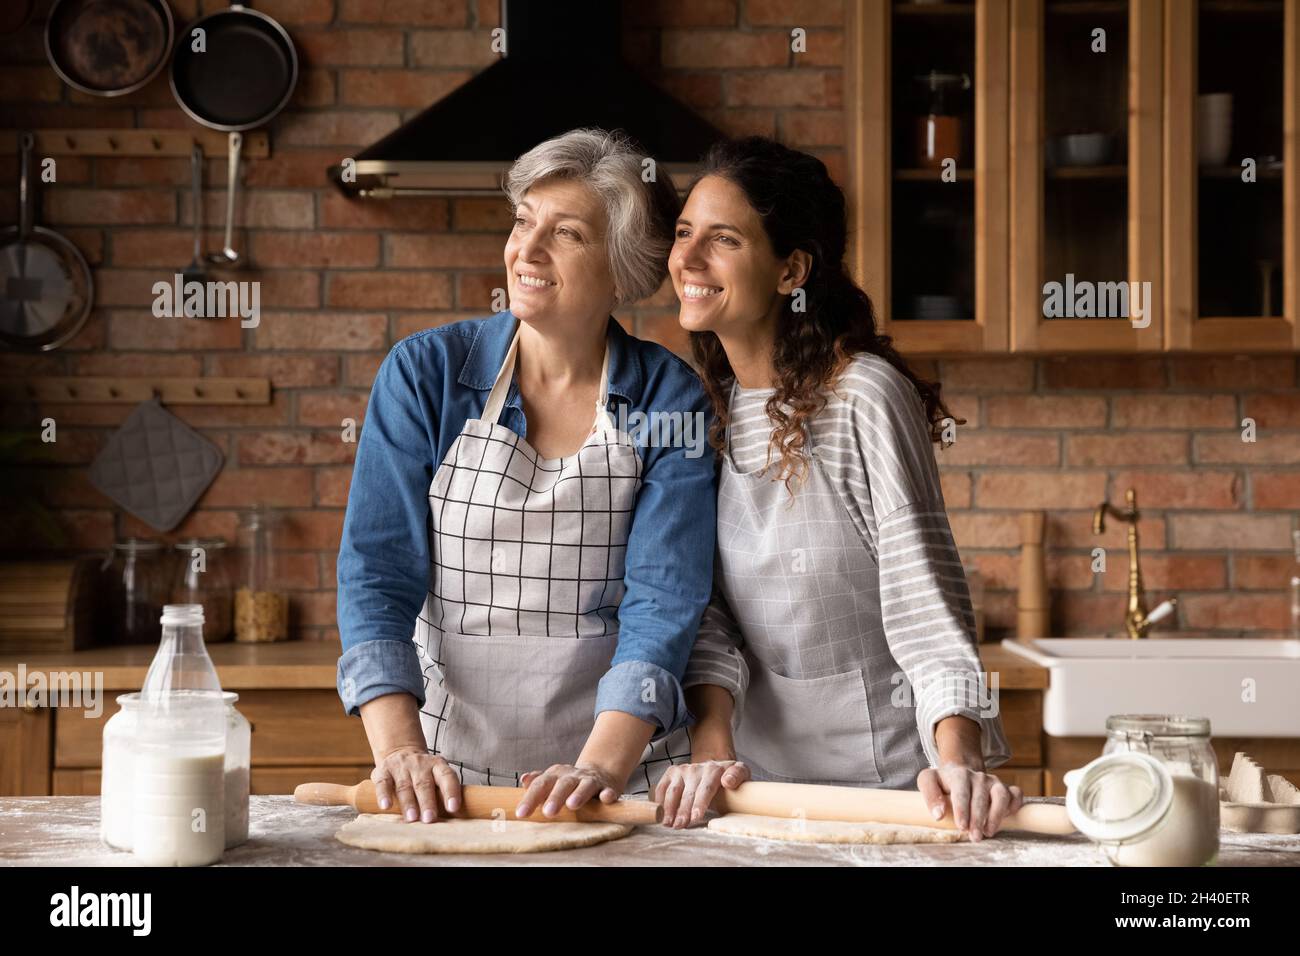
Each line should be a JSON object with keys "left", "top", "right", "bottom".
{"left": 687, "top": 137, "right": 962, "bottom": 490}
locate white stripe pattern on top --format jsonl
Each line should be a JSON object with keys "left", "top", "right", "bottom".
{"left": 685, "top": 352, "right": 1011, "bottom": 770}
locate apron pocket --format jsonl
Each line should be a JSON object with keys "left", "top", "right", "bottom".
{"left": 735, "top": 665, "right": 882, "bottom": 784}
{"left": 435, "top": 630, "right": 618, "bottom": 774}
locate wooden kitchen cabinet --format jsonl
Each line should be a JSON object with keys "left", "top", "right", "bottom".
{"left": 0, "top": 643, "right": 375, "bottom": 798}
{"left": 1009, "top": 0, "right": 1165, "bottom": 352}
{"left": 1164, "top": 0, "right": 1300, "bottom": 350}
{"left": 1044, "top": 735, "right": 1300, "bottom": 796}
{"left": 0, "top": 704, "right": 51, "bottom": 796}
{"left": 846, "top": 0, "right": 1012, "bottom": 354}
{"left": 846, "top": 0, "right": 1294, "bottom": 354}
{"left": 52, "top": 690, "right": 373, "bottom": 789}
{"left": 3, "top": 644, "right": 1055, "bottom": 799}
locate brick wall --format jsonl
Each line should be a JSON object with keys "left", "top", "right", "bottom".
{"left": 1, "top": 0, "right": 1296, "bottom": 642}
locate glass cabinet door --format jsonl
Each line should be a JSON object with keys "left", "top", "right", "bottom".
{"left": 1009, "top": 0, "right": 1164, "bottom": 351}
{"left": 847, "top": 0, "right": 1010, "bottom": 354}
{"left": 1165, "top": 0, "right": 1300, "bottom": 350}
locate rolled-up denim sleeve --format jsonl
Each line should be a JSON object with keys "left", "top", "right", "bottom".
{"left": 594, "top": 660, "right": 691, "bottom": 740}
{"left": 337, "top": 640, "right": 425, "bottom": 718}
{"left": 595, "top": 375, "right": 717, "bottom": 738}
{"left": 335, "top": 341, "right": 437, "bottom": 717}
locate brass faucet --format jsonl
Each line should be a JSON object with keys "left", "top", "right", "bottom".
{"left": 1092, "top": 487, "right": 1178, "bottom": 640}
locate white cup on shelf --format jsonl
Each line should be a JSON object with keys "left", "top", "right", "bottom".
{"left": 1198, "top": 93, "right": 1233, "bottom": 167}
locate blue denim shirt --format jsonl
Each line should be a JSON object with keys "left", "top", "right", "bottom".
{"left": 336, "top": 310, "right": 717, "bottom": 742}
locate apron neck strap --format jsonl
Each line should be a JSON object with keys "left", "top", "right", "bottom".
{"left": 723, "top": 379, "right": 740, "bottom": 469}
{"left": 481, "top": 319, "right": 614, "bottom": 429}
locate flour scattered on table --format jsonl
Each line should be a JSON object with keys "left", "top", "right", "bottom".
{"left": 334, "top": 813, "right": 632, "bottom": 854}
{"left": 707, "top": 813, "right": 968, "bottom": 845}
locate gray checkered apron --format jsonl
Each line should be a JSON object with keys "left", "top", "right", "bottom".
{"left": 412, "top": 319, "right": 692, "bottom": 796}
{"left": 718, "top": 383, "right": 929, "bottom": 789}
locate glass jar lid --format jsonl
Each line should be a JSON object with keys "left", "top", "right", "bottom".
{"left": 113, "top": 537, "right": 164, "bottom": 553}
{"left": 238, "top": 504, "right": 284, "bottom": 529}
{"left": 1064, "top": 751, "right": 1174, "bottom": 845}
{"left": 1106, "top": 714, "right": 1211, "bottom": 739}
{"left": 118, "top": 690, "right": 238, "bottom": 706}
{"left": 173, "top": 536, "right": 228, "bottom": 551}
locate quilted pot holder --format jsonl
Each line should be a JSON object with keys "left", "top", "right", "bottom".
{"left": 89, "top": 397, "right": 224, "bottom": 532}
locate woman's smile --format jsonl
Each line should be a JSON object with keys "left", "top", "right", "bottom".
{"left": 682, "top": 283, "right": 724, "bottom": 299}
{"left": 515, "top": 271, "right": 557, "bottom": 291}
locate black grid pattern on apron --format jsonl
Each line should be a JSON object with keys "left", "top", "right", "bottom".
{"left": 425, "top": 425, "right": 641, "bottom": 640}
{"left": 415, "top": 420, "right": 641, "bottom": 758}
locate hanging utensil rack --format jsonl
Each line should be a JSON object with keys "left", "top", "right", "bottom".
{"left": 2, "top": 377, "right": 270, "bottom": 404}
{"left": 0, "top": 129, "right": 270, "bottom": 158}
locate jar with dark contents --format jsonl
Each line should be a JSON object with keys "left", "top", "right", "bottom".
{"left": 171, "top": 537, "right": 234, "bottom": 643}
{"left": 101, "top": 538, "right": 169, "bottom": 646}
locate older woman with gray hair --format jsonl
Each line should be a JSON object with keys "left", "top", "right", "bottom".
{"left": 335, "top": 128, "right": 716, "bottom": 823}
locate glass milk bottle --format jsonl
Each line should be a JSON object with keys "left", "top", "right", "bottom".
{"left": 133, "top": 604, "right": 227, "bottom": 866}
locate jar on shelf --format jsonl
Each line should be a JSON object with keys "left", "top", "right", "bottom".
{"left": 1064, "top": 714, "right": 1220, "bottom": 867}
{"left": 912, "top": 70, "right": 971, "bottom": 169}
{"left": 234, "top": 506, "right": 289, "bottom": 643}
{"left": 171, "top": 537, "right": 234, "bottom": 643}
{"left": 100, "top": 689, "right": 250, "bottom": 852}
{"left": 101, "top": 538, "right": 170, "bottom": 646}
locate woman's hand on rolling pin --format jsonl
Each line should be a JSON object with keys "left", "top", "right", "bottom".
{"left": 654, "top": 760, "right": 750, "bottom": 829}
{"left": 917, "top": 764, "right": 1023, "bottom": 842}
{"left": 371, "top": 747, "right": 463, "bottom": 823}
{"left": 515, "top": 763, "right": 622, "bottom": 818}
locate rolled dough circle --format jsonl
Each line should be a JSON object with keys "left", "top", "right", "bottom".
{"left": 335, "top": 813, "right": 633, "bottom": 854}
{"left": 707, "top": 813, "right": 968, "bottom": 845}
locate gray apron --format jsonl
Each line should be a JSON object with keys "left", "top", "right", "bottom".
{"left": 717, "top": 384, "right": 929, "bottom": 789}
{"left": 412, "top": 319, "right": 692, "bottom": 796}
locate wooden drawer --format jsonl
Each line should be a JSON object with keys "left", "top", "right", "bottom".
{"left": 0, "top": 705, "right": 51, "bottom": 796}
{"left": 989, "top": 768, "right": 1043, "bottom": 797}
{"left": 995, "top": 690, "right": 1042, "bottom": 767}
{"left": 55, "top": 689, "right": 372, "bottom": 768}
{"left": 53, "top": 765, "right": 376, "bottom": 797}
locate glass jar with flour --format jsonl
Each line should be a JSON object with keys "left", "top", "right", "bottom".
{"left": 1064, "top": 714, "right": 1220, "bottom": 867}
{"left": 101, "top": 690, "right": 250, "bottom": 852}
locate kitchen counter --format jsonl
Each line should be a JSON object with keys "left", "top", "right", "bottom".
{"left": 2, "top": 795, "right": 1298, "bottom": 866}
{"left": 0, "top": 641, "right": 341, "bottom": 690}
{"left": 0, "top": 641, "right": 1050, "bottom": 691}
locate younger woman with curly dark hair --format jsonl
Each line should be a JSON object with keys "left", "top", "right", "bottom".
{"left": 656, "top": 137, "right": 1018, "bottom": 842}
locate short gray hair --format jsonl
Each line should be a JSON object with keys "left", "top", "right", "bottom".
{"left": 504, "top": 128, "right": 680, "bottom": 305}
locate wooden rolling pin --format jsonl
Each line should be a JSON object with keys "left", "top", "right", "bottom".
{"left": 294, "top": 780, "right": 663, "bottom": 825}
{"left": 713, "top": 781, "right": 1076, "bottom": 835}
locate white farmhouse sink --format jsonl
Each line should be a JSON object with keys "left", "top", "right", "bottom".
{"left": 1000, "top": 638, "right": 1300, "bottom": 737}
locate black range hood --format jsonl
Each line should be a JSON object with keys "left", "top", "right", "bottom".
{"left": 329, "top": 0, "right": 726, "bottom": 198}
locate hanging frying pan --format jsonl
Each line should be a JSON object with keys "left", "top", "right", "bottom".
{"left": 0, "top": 133, "right": 94, "bottom": 352}
{"left": 45, "top": 0, "right": 175, "bottom": 97}
{"left": 0, "top": 0, "right": 35, "bottom": 34}
{"left": 170, "top": 2, "right": 297, "bottom": 268}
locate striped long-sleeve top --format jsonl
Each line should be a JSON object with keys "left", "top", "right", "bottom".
{"left": 684, "top": 351, "right": 1012, "bottom": 771}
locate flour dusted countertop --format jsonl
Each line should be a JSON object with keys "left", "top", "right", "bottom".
{"left": 3, "top": 796, "right": 1298, "bottom": 866}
